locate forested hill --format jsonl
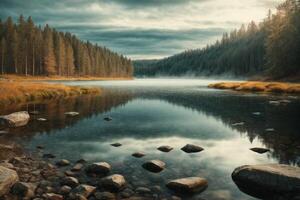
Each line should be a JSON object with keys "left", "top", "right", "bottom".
{"left": 134, "top": 0, "right": 300, "bottom": 80}
{"left": 0, "top": 16, "right": 133, "bottom": 77}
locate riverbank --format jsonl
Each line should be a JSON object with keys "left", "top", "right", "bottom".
{"left": 0, "top": 74, "right": 133, "bottom": 81}
{"left": 0, "top": 80, "right": 100, "bottom": 106}
{"left": 208, "top": 81, "right": 300, "bottom": 94}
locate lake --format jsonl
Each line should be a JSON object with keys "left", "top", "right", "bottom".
{"left": 1, "top": 79, "right": 300, "bottom": 200}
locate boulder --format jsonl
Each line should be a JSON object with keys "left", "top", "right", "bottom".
{"left": 0, "top": 166, "right": 19, "bottom": 196}
{"left": 61, "top": 176, "right": 79, "bottom": 188}
{"left": 101, "top": 174, "right": 126, "bottom": 191}
{"left": 60, "top": 185, "right": 72, "bottom": 194}
{"left": 132, "top": 152, "right": 145, "bottom": 158}
{"left": 181, "top": 144, "right": 204, "bottom": 153}
{"left": 166, "top": 177, "right": 208, "bottom": 193}
{"left": 85, "top": 162, "right": 111, "bottom": 175}
{"left": 110, "top": 143, "right": 122, "bottom": 147}
{"left": 142, "top": 160, "right": 165, "bottom": 173}
{"left": 64, "top": 112, "right": 79, "bottom": 117}
{"left": 232, "top": 164, "right": 300, "bottom": 199}
{"left": 56, "top": 159, "right": 70, "bottom": 166}
{"left": 72, "top": 163, "right": 84, "bottom": 171}
{"left": 71, "top": 184, "right": 96, "bottom": 198}
{"left": 11, "top": 182, "right": 36, "bottom": 199}
{"left": 44, "top": 193, "right": 64, "bottom": 200}
{"left": 250, "top": 147, "right": 270, "bottom": 154}
{"left": 94, "top": 191, "right": 116, "bottom": 200}
{"left": 0, "top": 111, "right": 30, "bottom": 127}
{"left": 157, "top": 145, "right": 173, "bottom": 152}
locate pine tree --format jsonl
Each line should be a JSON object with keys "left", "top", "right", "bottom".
{"left": 43, "top": 25, "right": 57, "bottom": 75}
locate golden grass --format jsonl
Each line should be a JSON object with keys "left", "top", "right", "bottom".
{"left": 208, "top": 81, "right": 300, "bottom": 94}
{"left": 0, "top": 74, "right": 133, "bottom": 81}
{"left": 0, "top": 80, "right": 100, "bottom": 106}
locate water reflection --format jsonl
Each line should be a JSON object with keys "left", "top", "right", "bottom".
{"left": 1, "top": 79, "right": 299, "bottom": 200}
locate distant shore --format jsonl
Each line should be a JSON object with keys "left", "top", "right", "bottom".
{"left": 208, "top": 81, "right": 300, "bottom": 94}
{"left": 0, "top": 75, "right": 104, "bottom": 106}
{"left": 0, "top": 74, "right": 133, "bottom": 81}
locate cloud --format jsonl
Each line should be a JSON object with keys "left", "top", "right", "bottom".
{"left": 0, "top": 0, "right": 284, "bottom": 59}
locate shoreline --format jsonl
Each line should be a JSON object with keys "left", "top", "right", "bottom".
{"left": 0, "top": 80, "right": 101, "bottom": 107}
{"left": 208, "top": 81, "right": 300, "bottom": 94}
{"left": 0, "top": 74, "right": 133, "bottom": 81}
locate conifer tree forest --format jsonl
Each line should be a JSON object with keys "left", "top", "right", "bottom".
{"left": 134, "top": 0, "right": 300, "bottom": 80}
{"left": 0, "top": 16, "right": 133, "bottom": 77}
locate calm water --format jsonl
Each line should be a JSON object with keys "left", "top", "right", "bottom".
{"left": 1, "top": 79, "right": 300, "bottom": 200}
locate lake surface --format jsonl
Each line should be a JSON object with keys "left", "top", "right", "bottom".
{"left": 1, "top": 79, "right": 300, "bottom": 200}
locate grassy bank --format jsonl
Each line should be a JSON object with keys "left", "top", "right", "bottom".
{"left": 0, "top": 80, "right": 100, "bottom": 106}
{"left": 208, "top": 81, "right": 300, "bottom": 94}
{"left": 0, "top": 74, "right": 133, "bottom": 81}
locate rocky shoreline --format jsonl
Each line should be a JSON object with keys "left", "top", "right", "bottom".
{"left": 0, "top": 143, "right": 209, "bottom": 200}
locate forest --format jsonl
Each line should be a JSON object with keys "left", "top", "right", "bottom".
{"left": 0, "top": 16, "right": 133, "bottom": 77}
{"left": 134, "top": 0, "right": 300, "bottom": 80}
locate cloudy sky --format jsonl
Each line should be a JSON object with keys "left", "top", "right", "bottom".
{"left": 0, "top": 0, "right": 283, "bottom": 60}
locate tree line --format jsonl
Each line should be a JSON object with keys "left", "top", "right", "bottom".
{"left": 0, "top": 15, "right": 133, "bottom": 77}
{"left": 134, "top": 0, "right": 300, "bottom": 80}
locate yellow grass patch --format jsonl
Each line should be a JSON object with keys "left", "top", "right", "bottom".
{"left": 0, "top": 81, "right": 100, "bottom": 106}
{"left": 208, "top": 81, "right": 300, "bottom": 94}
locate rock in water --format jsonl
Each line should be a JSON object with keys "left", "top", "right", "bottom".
{"left": 101, "top": 174, "right": 126, "bottom": 191}
{"left": 72, "top": 163, "right": 84, "bottom": 171}
{"left": 232, "top": 164, "right": 300, "bottom": 199}
{"left": 142, "top": 160, "right": 165, "bottom": 173}
{"left": 0, "top": 111, "right": 30, "bottom": 127}
{"left": 61, "top": 176, "right": 79, "bottom": 188}
{"left": 44, "top": 193, "right": 64, "bottom": 200}
{"left": 166, "top": 177, "right": 208, "bottom": 193}
{"left": 181, "top": 144, "right": 204, "bottom": 153}
{"left": 0, "top": 166, "right": 19, "bottom": 196}
{"left": 104, "top": 117, "right": 113, "bottom": 121}
{"left": 64, "top": 112, "right": 79, "bottom": 117}
{"left": 56, "top": 159, "right": 70, "bottom": 166}
{"left": 111, "top": 143, "right": 122, "bottom": 147}
{"left": 157, "top": 145, "right": 173, "bottom": 152}
{"left": 132, "top": 152, "right": 145, "bottom": 158}
{"left": 37, "top": 118, "right": 47, "bottom": 122}
{"left": 250, "top": 147, "right": 270, "bottom": 154}
{"left": 71, "top": 184, "right": 96, "bottom": 198}
{"left": 85, "top": 162, "right": 111, "bottom": 175}
{"left": 11, "top": 182, "right": 36, "bottom": 199}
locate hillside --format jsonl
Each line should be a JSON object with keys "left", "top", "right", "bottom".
{"left": 0, "top": 15, "right": 133, "bottom": 77}
{"left": 134, "top": 0, "right": 300, "bottom": 81}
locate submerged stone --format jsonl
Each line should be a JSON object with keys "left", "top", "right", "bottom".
{"left": 132, "top": 152, "right": 145, "bottom": 158}
{"left": 71, "top": 184, "right": 96, "bottom": 198}
{"left": 232, "top": 164, "right": 300, "bottom": 199}
{"left": 110, "top": 143, "right": 122, "bottom": 147}
{"left": 101, "top": 174, "right": 126, "bottom": 191}
{"left": 142, "top": 160, "right": 165, "bottom": 173}
{"left": 64, "top": 112, "right": 79, "bottom": 117}
{"left": 157, "top": 145, "right": 173, "bottom": 152}
{"left": 166, "top": 177, "right": 208, "bottom": 193}
{"left": 85, "top": 162, "right": 111, "bottom": 175}
{"left": 181, "top": 144, "right": 204, "bottom": 153}
{"left": 56, "top": 159, "right": 70, "bottom": 166}
{"left": 0, "top": 111, "right": 30, "bottom": 127}
{"left": 250, "top": 147, "right": 270, "bottom": 154}
{"left": 104, "top": 117, "right": 113, "bottom": 121}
